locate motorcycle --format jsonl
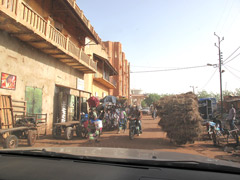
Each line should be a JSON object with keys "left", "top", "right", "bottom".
{"left": 128, "top": 117, "right": 141, "bottom": 140}
{"left": 76, "top": 114, "right": 89, "bottom": 139}
{"left": 209, "top": 119, "right": 239, "bottom": 146}
{"left": 206, "top": 120, "right": 219, "bottom": 140}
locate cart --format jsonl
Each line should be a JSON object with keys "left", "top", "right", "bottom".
{"left": 0, "top": 126, "right": 37, "bottom": 148}
{"left": 0, "top": 95, "right": 38, "bottom": 149}
{"left": 52, "top": 121, "right": 82, "bottom": 140}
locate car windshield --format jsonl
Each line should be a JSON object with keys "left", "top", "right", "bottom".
{"left": 0, "top": 0, "right": 240, "bottom": 171}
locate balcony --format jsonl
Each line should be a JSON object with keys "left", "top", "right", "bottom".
{"left": 94, "top": 72, "right": 116, "bottom": 89}
{"left": 0, "top": 0, "right": 97, "bottom": 73}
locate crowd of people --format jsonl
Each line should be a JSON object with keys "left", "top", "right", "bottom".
{"left": 80, "top": 102, "right": 143, "bottom": 143}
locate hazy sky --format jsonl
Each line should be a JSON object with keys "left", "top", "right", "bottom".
{"left": 77, "top": 0, "right": 240, "bottom": 94}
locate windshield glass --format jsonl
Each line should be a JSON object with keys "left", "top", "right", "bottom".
{"left": 0, "top": 0, "right": 240, "bottom": 170}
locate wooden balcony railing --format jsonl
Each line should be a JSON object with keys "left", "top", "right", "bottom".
{"left": 0, "top": 0, "right": 97, "bottom": 72}
{"left": 22, "top": 2, "right": 47, "bottom": 35}
{"left": 68, "top": 40, "right": 80, "bottom": 57}
{"left": 1, "top": 0, "right": 18, "bottom": 15}
{"left": 48, "top": 24, "right": 67, "bottom": 49}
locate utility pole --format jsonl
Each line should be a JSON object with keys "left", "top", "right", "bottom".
{"left": 214, "top": 32, "right": 224, "bottom": 118}
{"left": 190, "top": 86, "right": 198, "bottom": 94}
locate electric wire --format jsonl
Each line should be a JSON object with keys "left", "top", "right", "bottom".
{"left": 224, "top": 65, "right": 240, "bottom": 80}
{"left": 223, "top": 46, "right": 240, "bottom": 63}
{"left": 130, "top": 65, "right": 208, "bottom": 73}
{"left": 223, "top": 51, "right": 240, "bottom": 64}
{"left": 200, "top": 68, "right": 218, "bottom": 90}
{"left": 225, "top": 64, "right": 240, "bottom": 73}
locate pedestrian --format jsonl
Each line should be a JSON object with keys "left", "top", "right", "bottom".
{"left": 117, "top": 104, "right": 127, "bottom": 134}
{"left": 227, "top": 104, "right": 236, "bottom": 130}
{"left": 88, "top": 107, "right": 100, "bottom": 143}
{"left": 153, "top": 107, "right": 157, "bottom": 120}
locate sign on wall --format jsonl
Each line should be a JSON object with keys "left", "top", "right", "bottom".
{"left": 0, "top": 72, "right": 17, "bottom": 90}
{"left": 77, "top": 78, "right": 84, "bottom": 91}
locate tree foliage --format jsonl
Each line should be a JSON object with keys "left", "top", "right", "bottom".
{"left": 143, "top": 93, "right": 161, "bottom": 106}
{"left": 141, "top": 89, "right": 239, "bottom": 106}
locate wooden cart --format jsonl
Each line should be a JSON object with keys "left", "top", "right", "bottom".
{"left": 52, "top": 121, "right": 82, "bottom": 140}
{"left": 0, "top": 95, "right": 38, "bottom": 148}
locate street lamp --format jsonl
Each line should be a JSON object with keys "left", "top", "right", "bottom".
{"left": 190, "top": 86, "right": 198, "bottom": 94}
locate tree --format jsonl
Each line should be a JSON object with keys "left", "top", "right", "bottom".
{"left": 197, "top": 90, "right": 212, "bottom": 99}
{"left": 141, "top": 100, "right": 147, "bottom": 108}
{"left": 143, "top": 93, "right": 161, "bottom": 106}
{"left": 222, "top": 90, "right": 233, "bottom": 97}
{"left": 234, "top": 88, "right": 240, "bottom": 96}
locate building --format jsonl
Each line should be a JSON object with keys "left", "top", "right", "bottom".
{"left": 0, "top": 0, "right": 103, "bottom": 132}
{"left": 130, "top": 89, "right": 147, "bottom": 107}
{"left": 103, "top": 41, "right": 130, "bottom": 101}
{"left": 84, "top": 39, "right": 118, "bottom": 99}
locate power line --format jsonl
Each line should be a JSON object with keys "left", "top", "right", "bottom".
{"left": 131, "top": 65, "right": 179, "bottom": 69}
{"left": 215, "top": 0, "right": 229, "bottom": 31}
{"left": 220, "top": 0, "right": 234, "bottom": 34}
{"left": 224, "top": 65, "right": 240, "bottom": 80}
{"left": 130, "top": 65, "right": 208, "bottom": 73}
{"left": 225, "top": 64, "right": 240, "bottom": 73}
{"left": 201, "top": 68, "right": 218, "bottom": 90}
{"left": 223, "top": 45, "right": 240, "bottom": 63}
{"left": 224, "top": 51, "right": 240, "bottom": 64}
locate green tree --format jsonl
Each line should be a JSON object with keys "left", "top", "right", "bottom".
{"left": 143, "top": 93, "right": 161, "bottom": 106}
{"left": 141, "top": 100, "right": 147, "bottom": 108}
{"left": 234, "top": 88, "right": 240, "bottom": 96}
{"left": 222, "top": 90, "right": 233, "bottom": 97}
{"left": 197, "top": 90, "right": 212, "bottom": 99}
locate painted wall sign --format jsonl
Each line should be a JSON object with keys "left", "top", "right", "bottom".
{"left": 1, "top": 72, "right": 17, "bottom": 90}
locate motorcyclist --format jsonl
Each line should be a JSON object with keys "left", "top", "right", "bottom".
{"left": 128, "top": 105, "right": 142, "bottom": 135}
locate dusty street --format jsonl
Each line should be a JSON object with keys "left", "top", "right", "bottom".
{"left": 18, "top": 115, "right": 240, "bottom": 163}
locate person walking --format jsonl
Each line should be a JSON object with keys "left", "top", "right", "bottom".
{"left": 227, "top": 104, "right": 236, "bottom": 130}
{"left": 118, "top": 105, "right": 127, "bottom": 134}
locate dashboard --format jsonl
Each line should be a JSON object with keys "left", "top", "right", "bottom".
{"left": 0, "top": 154, "right": 239, "bottom": 180}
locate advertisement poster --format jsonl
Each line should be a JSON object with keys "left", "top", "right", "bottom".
{"left": 1, "top": 72, "right": 17, "bottom": 90}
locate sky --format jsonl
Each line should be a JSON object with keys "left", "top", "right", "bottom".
{"left": 77, "top": 0, "right": 240, "bottom": 95}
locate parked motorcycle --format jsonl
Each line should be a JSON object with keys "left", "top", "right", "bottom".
{"left": 128, "top": 118, "right": 141, "bottom": 140}
{"left": 76, "top": 114, "right": 89, "bottom": 139}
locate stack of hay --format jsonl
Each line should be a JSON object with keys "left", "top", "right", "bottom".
{"left": 156, "top": 92, "right": 203, "bottom": 145}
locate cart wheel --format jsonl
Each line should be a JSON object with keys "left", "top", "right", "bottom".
{"left": 52, "top": 126, "right": 62, "bottom": 138}
{"left": 27, "top": 130, "right": 37, "bottom": 146}
{"left": 64, "top": 127, "right": 73, "bottom": 140}
{"left": 3, "top": 135, "right": 19, "bottom": 149}
{"left": 212, "top": 130, "right": 220, "bottom": 146}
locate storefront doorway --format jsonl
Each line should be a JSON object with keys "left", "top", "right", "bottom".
{"left": 53, "top": 85, "right": 91, "bottom": 124}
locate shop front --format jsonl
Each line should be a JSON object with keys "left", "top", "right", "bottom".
{"left": 53, "top": 85, "right": 91, "bottom": 124}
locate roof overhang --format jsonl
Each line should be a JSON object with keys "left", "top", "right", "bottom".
{"left": 63, "top": 0, "right": 100, "bottom": 44}
{"left": 93, "top": 53, "right": 118, "bottom": 76}
{"left": 93, "top": 78, "right": 116, "bottom": 89}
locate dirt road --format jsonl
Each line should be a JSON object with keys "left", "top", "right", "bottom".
{"left": 20, "top": 115, "right": 240, "bottom": 162}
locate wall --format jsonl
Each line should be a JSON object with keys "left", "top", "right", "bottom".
{"left": 92, "top": 81, "right": 109, "bottom": 98}
{"left": 0, "top": 30, "right": 85, "bottom": 132}
{"left": 84, "top": 40, "right": 112, "bottom": 97}
{"left": 103, "top": 41, "right": 131, "bottom": 98}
